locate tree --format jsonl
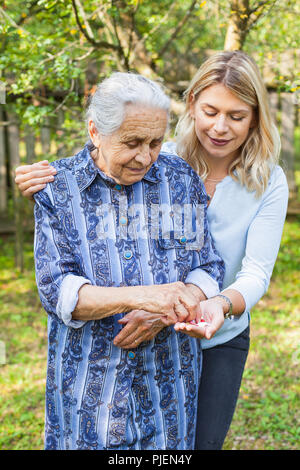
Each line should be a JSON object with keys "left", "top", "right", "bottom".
{"left": 0, "top": 0, "right": 298, "bottom": 142}
{"left": 224, "top": 0, "right": 279, "bottom": 50}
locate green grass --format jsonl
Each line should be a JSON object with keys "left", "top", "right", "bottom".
{"left": 0, "top": 218, "right": 299, "bottom": 450}
{"left": 0, "top": 235, "right": 47, "bottom": 450}
{"left": 223, "top": 216, "right": 300, "bottom": 450}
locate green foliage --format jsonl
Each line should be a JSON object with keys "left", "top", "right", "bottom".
{"left": 246, "top": 0, "right": 300, "bottom": 52}
{"left": 1, "top": 0, "right": 298, "bottom": 139}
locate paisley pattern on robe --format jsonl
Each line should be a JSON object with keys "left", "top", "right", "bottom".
{"left": 34, "top": 144, "right": 224, "bottom": 450}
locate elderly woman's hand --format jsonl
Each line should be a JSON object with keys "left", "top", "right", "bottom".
{"left": 174, "top": 297, "right": 225, "bottom": 340}
{"left": 135, "top": 281, "right": 202, "bottom": 324}
{"left": 15, "top": 161, "right": 57, "bottom": 199}
{"left": 113, "top": 283, "right": 205, "bottom": 349}
{"left": 73, "top": 282, "right": 201, "bottom": 323}
{"left": 113, "top": 310, "right": 173, "bottom": 349}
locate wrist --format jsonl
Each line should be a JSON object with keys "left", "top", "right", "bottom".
{"left": 74, "top": 285, "right": 137, "bottom": 321}
{"left": 211, "top": 294, "right": 234, "bottom": 319}
{"left": 127, "top": 285, "right": 154, "bottom": 311}
{"left": 185, "top": 283, "right": 206, "bottom": 301}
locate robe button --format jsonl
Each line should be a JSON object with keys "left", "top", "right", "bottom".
{"left": 120, "top": 216, "right": 128, "bottom": 225}
{"left": 128, "top": 351, "right": 136, "bottom": 359}
{"left": 124, "top": 250, "right": 133, "bottom": 260}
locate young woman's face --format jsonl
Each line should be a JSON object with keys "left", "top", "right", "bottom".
{"left": 190, "top": 83, "right": 256, "bottom": 164}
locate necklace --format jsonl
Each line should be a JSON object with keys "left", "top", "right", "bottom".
{"left": 206, "top": 190, "right": 215, "bottom": 198}
{"left": 205, "top": 177, "right": 225, "bottom": 201}
{"left": 206, "top": 176, "right": 226, "bottom": 182}
{"left": 205, "top": 184, "right": 217, "bottom": 200}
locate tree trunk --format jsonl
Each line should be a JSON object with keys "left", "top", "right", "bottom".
{"left": 57, "top": 109, "right": 65, "bottom": 157}
{"left": 25, "top": 125, "right": 36, "bottom": 164}
{"left": 269, "top": 91, "right": 279, "bottom": 125}
{"left": 281, "top": 93, "right": 297, "bottom": 197}
{"left": 40, "top": 118, "right": 51, "bottom": 155}
{"left": 224, "top": 0, "right": 249, "bottom": 50}
{"left": 0, "top": 108, "right": 7, "bottom": 213}
{"left": 7, "top": 112, "right": 24, "bottom": 271}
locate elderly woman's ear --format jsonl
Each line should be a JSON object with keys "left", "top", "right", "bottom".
{"left": 88, "top": 120, "right": 101, "bottom": 148}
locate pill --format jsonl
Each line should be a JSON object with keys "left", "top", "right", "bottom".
{"left": 190, "top": 319, "right": 210, "bottom": 327}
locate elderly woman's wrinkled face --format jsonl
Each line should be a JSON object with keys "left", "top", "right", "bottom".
{"left": 89, "top": 104, "right": 168, "bottom": 185}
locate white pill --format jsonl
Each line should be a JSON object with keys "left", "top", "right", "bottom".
{"left": 190, "top": 320, "right": 210, "bottom": 327}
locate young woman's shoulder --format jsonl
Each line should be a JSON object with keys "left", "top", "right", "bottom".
{"left": 159, "top": 141, "right": 198, "bottom": 178}
{"left": 268, "top": 164, "right": 289, "bottom": 192}
{"left": 161, "top": 141, "right": 178, "bottom": 155}
{"left": 257, "top": 164, "right": 289, "bottom": 211}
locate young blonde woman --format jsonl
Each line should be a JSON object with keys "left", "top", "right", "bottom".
{"left": 15, "top": 51, "right": 289, "bottom": 449}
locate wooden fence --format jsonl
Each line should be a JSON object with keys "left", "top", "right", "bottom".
{"left": 269, "top": 91, "right": 298, "bottom": 199}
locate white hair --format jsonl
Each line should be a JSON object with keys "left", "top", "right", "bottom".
{"left": 86, "top": 72, "right": 170, "bottom": 135}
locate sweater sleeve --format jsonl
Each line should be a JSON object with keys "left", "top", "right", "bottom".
{"left": 227, "top": 166, "right": 289, "bottom": 312}
{"left": 185, "top": 167, "right": 225, "bottom": 296}
{"left": 34, "top": 188, "right": 91, "bottom": 328}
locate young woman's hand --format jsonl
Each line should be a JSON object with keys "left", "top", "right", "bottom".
{"left": 15, "top": 161, "right": 57, "bottom": 199}
{"left": 174, "top": 298, "right": 225, "bottom": 340}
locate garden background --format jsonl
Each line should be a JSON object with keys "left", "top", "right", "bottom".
{"left": 0, "top": 0, "right": 299, "bottom": 450}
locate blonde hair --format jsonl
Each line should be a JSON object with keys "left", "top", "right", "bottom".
{"left": 175, "top": 51, "right": 281, "bottom": 197}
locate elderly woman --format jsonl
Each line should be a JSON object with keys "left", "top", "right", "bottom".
{"left": 32, "top": 72, "right": 224, "bottom": 450}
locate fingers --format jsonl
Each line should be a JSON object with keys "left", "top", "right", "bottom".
{"left": 159, "top": 282, "right": 201, "bottom": 322}
{"left": 114, "top": 311, "right": 151, "bottom": 348}
{"left": 160, "top": 315, "right": 176, "bottom": 326}
{"left": 137, "top": 282, "right": 201, "bottom": 323}
{"left": 117, "top": 310, "right": 137, "bottom": 324}
{"left": 18, "top": 175, "right": 54, "bottom": 193}
{"left": 114, "top": 324, "right": 150, "bottom": 349}
{"left": 177, "top": 290, "right": 201, "bottom": 323}
{"left": 165, "top": 308, "right": 182, "bottom": 324}
{"left": 15, "top": 166, "right": 57, "bottom": 185}
{"left": 173, "top": 302, "right": 190, "bottom": 323}
{"left": 199, "top": 301, "right": 224, "bottom": 336}
{"left": 21, "top": 184, "right": 49, "bottom": 200}
{"left": 174, "top": 307, "right": 223, "bottom": 339}
{"left": 115, "top": 310, "right": 166, "bottom": 348}
{"left": 204, "top": 315, "right": 223, "bottom": 339}
{"left": 169, "top": 281, "right": 201, "bottom": 322}
{"left": 15, "top": 160, "right": 50, "bottom": 175}
{"left": 114, "top": 320, "right": 137, "bottom": 347}
{"left": 15, "top": 163, "right": 57, "bottom": 199}
{"left": 174, "top": 322, "right": 206, "bottom": 339}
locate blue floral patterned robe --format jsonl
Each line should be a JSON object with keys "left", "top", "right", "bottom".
{"left": 33, "top": 144, "right": 224, "bottom": 450}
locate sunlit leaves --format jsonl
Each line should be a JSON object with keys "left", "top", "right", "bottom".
{"left": 1, "top": 0, "right": 299, "bottom": 137}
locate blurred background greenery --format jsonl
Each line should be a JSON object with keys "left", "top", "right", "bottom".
{"left": 0, "top": 0, "right": 299, "bottom": 450}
